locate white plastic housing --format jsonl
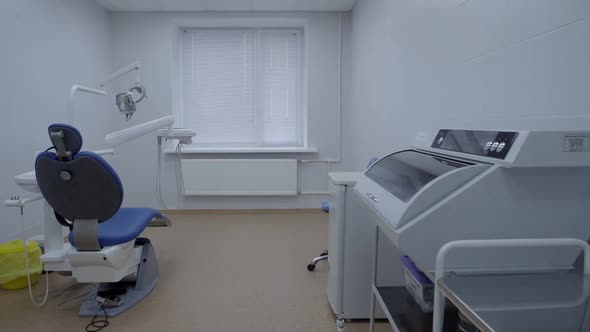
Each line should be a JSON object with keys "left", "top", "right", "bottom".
{"left": 67, "top": 240, "right": 142, "bottom": 283}
{"left": 105, "top": 115, "right": 175, "bottom": 147}
{"left": 14, "top": 171, "right": 40, "bottom": 193}
{"left": 156, "top": 128, "right": 196, "bottom": 145}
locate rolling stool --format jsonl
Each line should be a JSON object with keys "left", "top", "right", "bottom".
{"left": 307, "top": 200, "right": 331, "bottom": 271}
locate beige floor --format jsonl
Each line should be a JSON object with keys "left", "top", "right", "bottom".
{"left": 0, "top": 211, "right": 392, "bottom": 332}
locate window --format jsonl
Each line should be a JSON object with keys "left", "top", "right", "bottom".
{"left": 182, "top": 29, "right": 304, "bottom": 147}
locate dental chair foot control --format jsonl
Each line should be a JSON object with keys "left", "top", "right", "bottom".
{"left": 97, "top": 295, "right": 124, "bottom": 308}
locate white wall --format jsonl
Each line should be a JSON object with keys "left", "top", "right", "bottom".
{"left": 109, "top": 12, "right": 344, "bottom": 209}
{"left": 345, "top": 0, "right": 590, "bottom": 170}
{"left": 0, "top": 0, "right": 114, "bottom": 243}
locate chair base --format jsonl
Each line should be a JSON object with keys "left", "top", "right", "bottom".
{"left": 79, "top": 238, "right": 158, "bottom": 317}
{"left": 307, "top": 250, "right": 328, "bottom": 271}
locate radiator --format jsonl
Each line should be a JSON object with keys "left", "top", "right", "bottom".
{"left": 181, "top": 159, "right": 298, "bottom": 196}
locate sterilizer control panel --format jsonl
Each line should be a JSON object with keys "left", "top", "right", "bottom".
{"left": 431, "top": 129, "right": 518, "bottom": 159}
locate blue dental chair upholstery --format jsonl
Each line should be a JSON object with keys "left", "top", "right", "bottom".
{"left": 35, "top": 123, "right": 167, "bottom": 317}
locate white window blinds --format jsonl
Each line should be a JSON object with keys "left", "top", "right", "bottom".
{"left": 182, "top": 29, "right": 303, "bottom": 147}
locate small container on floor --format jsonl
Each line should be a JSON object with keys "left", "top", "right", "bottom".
{"left": 0, "top": 240, "right": 43, "bottom": 290}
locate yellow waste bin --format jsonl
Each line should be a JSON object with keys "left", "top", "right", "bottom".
{"left": 0, "top": 240, "right": 42, "bottom": 290}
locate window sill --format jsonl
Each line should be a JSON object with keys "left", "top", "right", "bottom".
{"left": 165, "top": 146, "right": 318, "bottom": 154}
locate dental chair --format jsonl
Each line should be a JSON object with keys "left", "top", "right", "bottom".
{"left": 35, "top": 123, "right": 169, "bottom": 317}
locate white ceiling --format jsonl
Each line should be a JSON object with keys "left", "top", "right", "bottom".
{"left": 96, "top": 0, "right": 357, "bottom": 12}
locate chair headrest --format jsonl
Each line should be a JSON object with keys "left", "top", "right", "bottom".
{"left": 48, "top": 123, "right": 83, "bottom": 157}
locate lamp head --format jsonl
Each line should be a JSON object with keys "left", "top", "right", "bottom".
{"left": 115, "top": 85, "right": 146, "bottom": 121}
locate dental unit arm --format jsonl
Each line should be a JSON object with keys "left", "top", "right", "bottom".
{"left": 100, "top": 61, "right": 141, "bottom": 87}
{"left": 105, "top": 115, "right": 175, "bottom": 147}
{"left": 100, "top": 61, "right": 146, "bottom": 121}
{"left": 156, "top": 128, "right": 196, "bottom": 145}
{"left": 67, "top": 61, "right": 146, "bottom": 125}
{"left": 67, "top": 85, "right": 107, "bottom": 125}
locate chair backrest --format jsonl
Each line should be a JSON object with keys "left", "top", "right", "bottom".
{"left": 35, "top": 124, "right": 124, "bottom": 223}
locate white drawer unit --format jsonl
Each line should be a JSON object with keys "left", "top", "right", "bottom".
{"left": 326, "top": 172, "right": 404, "bottom": 326}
